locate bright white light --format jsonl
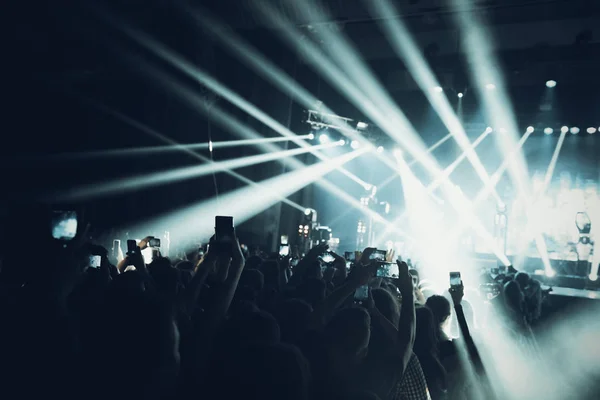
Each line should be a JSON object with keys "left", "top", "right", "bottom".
{"left": 304, "top": 208, "right": 312, "bottom": 216}
{"left": 208, "top": 140, "right": 213, "bottom": 152}
{"left": 337, "top": 139, "right": 346, "bottom": 146}
{"left": 570, "top": 127, "right": 580, "bottom": 135}
{"left": 457, "top": 92, "right": 463, "bottom": 98}
{"left": 546, "top": 269, "right": 556, "bottom": 277}
{"left": 485, "top": 127, "right": 493, "bottom": 133}
{"left": 319, "top": 133, "right": 330, "bottom": 143}
{"left": 546, "top": 80, "right": 557, "bottom": 88}
{"left": 587, "top": 127, "right": 597, "bottom": 134}
{"left": 561, "top": 126, "right": 569, "bottom": 133}
{"left": 393, "top": 148, "right": 403, "bottom": 159}
{"left": 589, "top": 273, "right": 598, "bottom": 282}
{"left": 363, "top": 184, "right": 373, "bottom": 191}
{"left": 356, "top": 121, "right": 368, "bottom": 130}
{"left": 485, "top": 83, "right": 496, "bottom": 90}
{"left": 308, "top": 133, "right": 315, "bottom": 140}
{"left": 499, "top": 128, "right": 507, "bottom": 133}
{"left": 433, "top": 86, "right": 443, "bottom": 93}
{"left": 526, "top": 126, "right": 534, "bottom": 133}
{"left": 544, "top": 127, "right": 553, "bottom": 135}
{"left": 376, "top": 146, "right": 384, "bottom": 153}
{"left": 350, "top": 140, "right": 360, "bottom": 149}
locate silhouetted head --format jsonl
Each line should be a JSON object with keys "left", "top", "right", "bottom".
{"left": 275, "top": 298, "right": 313, "bottom": 344}
{"left": 297, "top": 278, "right": 326, "bottom": 307}
{"left": 260, "top": 260, "right": 280, "bottom": 288}
{"left": 372, "top": 288, "right": 400, "bottom": 327}
{"left": 209, "top": 342, "right": 311, "bottom": 400}
{"left": 503, "top": 280, "right": 524, "bottom": 314}
{"left": 221, "top": 309, "right": 281, "bottom": 345}
{"left": 148, "top": 257, "right": 180, "bottom": 301}
{"left": 514, "top": 272, "right": 530, "bottom": 290}
{"left": 325, "top": 307, "right": 371, "bottom": 365}
{"left": 426, "top": 294, "right": 452, "bottom": 327}
{"left": 414, "top": 307, "right": 438, "bottom": 357}
{"left": 240, "top": 268, "right": 265, "bottom": 293}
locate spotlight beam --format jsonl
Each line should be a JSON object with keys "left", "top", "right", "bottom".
{"left": 120, "top": 23, "right": 369, "bottom": 189}
{"left": 140, "top": 148, "right": 369, "bottom": 240}
{"left": 260, "top": 1, "right": 506, "bottom": 257}
{"left": 46, "top": 135, "right": 314, "bottom": 161}
{"left": 367, "top": 0, "right": 502, "bottom": 204}
{"left": 376, "top": 132, "right": 454, "bottom": 191}
{"left": 374, "top": 129, "right": 492, "bottom": 244}
{"left": 50, "top": 141, "right": 340, "bottom": 202}
{"left": 76, "top": 100, "right": 306, "bottom": 212}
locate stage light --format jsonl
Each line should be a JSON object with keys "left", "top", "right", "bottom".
{"left": 458, "top": 92, "right": 463, "bottom": 98}
{"left": 526, "top": 126, "right": 534, "bottom": 133}
{"left": 350, "top": 140, "right": 360, "bottom": 149}
{"left": 587, "top": 127, "right": 596, "bottom": 134}
{"left": 376, "top": 146, "right": 384, "bottom": 153}
{"left": 356, "top": 121, "right": 368, "bottom": 130}
{"left": 485, "top": 127, "right": 493, "bottom": 133}
{"left": 393, "top": 148, "right": 403, "bottom": 159}
{"left": 485, "top": 83, "right": 496, "bottom": 90}
{"left": 544, "top": 127, "right": 553, "bottom": 135}
{"left": 546, "top": 80, "right": 557, "bottom": 88}
{"left": 590, "top": 273, "right": 598, "bottom": 282}
{"left": 208, "top": 140, "right": 213, "bottom": 152}
{"left": 319, "top": 133, "right": 330, "bottom": 143}
{"left": 561, "top": 126, "right": 569, "bottom": 133}
{"left": 363, "top": 184, "right": 373, "bottom": 191}
{"left": 337, "top": 139, "right": 346, "bottom": 146}
{"left": 570, "top": 127, "right": 580, "bottom": 135}
{"left": 304, "top": 208, "right": 312, "bottom": 216}
{"left": 546, "top": 269, "right": 556, "bottom": 278}
{"left": 308, "top": 133, "right": 315, "bottom": 140}
{"left": 433, "top": 86, "right": 443, "bottom": 93}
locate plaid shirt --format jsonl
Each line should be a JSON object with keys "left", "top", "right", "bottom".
{"left": 391, "top": 353, "right": 431, "bottom": 400}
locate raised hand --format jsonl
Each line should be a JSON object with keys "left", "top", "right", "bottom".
{"left": 394, "top": 260, "right": 413, "bottom": 295}
{"left": 449, "top": 282, "right": 465, "bottom": 305}
{"left": 359, "top": 247, "right": 376, "bottom": 265}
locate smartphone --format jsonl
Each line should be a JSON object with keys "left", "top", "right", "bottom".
{"left": 344, "top": 251, "right": 356, "bottom": 261}
{"left": 376, "top": 262, "right": 399, "bottom": 278}
{"left": 149, "top": 238, "right": 161, "bottom": 248}
{"left": 89, "top": 255, "right": 101, "bottom": 268}
{"left": 449, "top": 271, "right": 462, "bottom": 288}
{"left": 126, "top": 239, "right": 137, "bottom": 255}
{"left": 280, "top": 235, "right": 289, "bottom": 245}
{"left": 51, "top": 211, "right": 78, "bottom": 241}
{"left": 354, "top": 284, "right": 369, "bottom": 302}
{"left": 370, "top": 249, "right": 387, "bottom": 261}
{"left": 279, "top": 244, "right": 290, "bottom": 257}
{"left": 215, "top": 216, "right": 234, "bottom": 244}
{"left": 321, "top": 252, "right": 335, "bottom": 263}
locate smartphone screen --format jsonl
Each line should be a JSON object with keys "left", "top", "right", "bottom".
{"left": 149, "top": 238, "right": 161, "bottom": 247}
{"left": 280, "top": 235, "right": 289, "bottom": 245}
{"left": 354, "top": 285, "right": 369, "bottom": 301}
{"left": 449, "top": 271, "right": 462, "bottom": 287}
{"left": 279, "top": 245, "right": 290, "bottom": 256}
{"left": 344, "top": 251, "right": 355, "bottom": 261}
{"left": 89, "top": 255, "right": 101, "bottom": 268}
{"left": 370, "top": 249, "right": 387, "bottom": 261}
{"left": 215, "top": 216, "right": 234, "bottom": 244}
{"left": 321, "top": 252, "right": 335, "bottom": 263}
{"left": 126, "top": 239, "right": 137, "bottom": 255}
{"left": 51, "top": 211, "right": 78, "bottom": 241}
{"left": 376, "top": 262, "right": 399, "bottom": 278}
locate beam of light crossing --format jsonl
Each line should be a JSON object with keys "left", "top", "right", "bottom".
{"left": 366, "top": 0, "right": 502, "bottom": 204}
{"left": 119, "top": 24, "right": 369, "bottom": 189}
{"left": 259, "top": 0, "right": 504, "bottom": 251}
{"left": 451, "top": 0, "right": 530, "bottom": 195}
{"left": 447, "top": 129, "right": 534, "bottom": 239}
{"left": 51, "top": 141, "right": 341, "bottom": 202}
{"left": 46, "top": 135, "right": 315, "bottom": 160}
{"left": 187, "top": 5, "right": 400, "bottom": 179}
{"left": 74, "top": 99, "right": 307, "bottom": 212}
{"left": 140, "top": 147, "right": 369, "bottom": 240}
{"left": 376, "top": 131, "right": 454, "bottom": 191}
{"left": 374, "top": 128, "right": 492, "bottom": 244}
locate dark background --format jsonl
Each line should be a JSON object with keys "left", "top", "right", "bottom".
{"left": 3, "top": 0, "right": 600, "bottom": 249}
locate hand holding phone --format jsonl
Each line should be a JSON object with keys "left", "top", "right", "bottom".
{"left": 376, "top": 262, "right": 399, "bottom": 278}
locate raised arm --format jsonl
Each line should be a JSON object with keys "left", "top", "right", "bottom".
{"left": 395, "top": 261, "right": 416, "bottom": 373}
